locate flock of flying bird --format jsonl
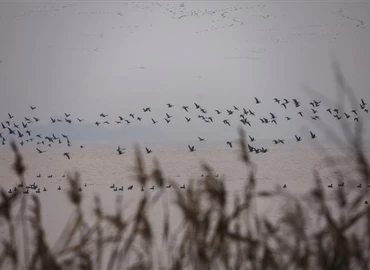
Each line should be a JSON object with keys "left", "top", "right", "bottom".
{"left": 0, "top": 97, "right": 369, "bottom": 161}
{"left": 1, "top": 96, "right": 369, "bottom": 199}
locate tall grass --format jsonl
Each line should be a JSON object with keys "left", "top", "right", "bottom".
{"left": 0, "top": 64, "right": 369, "bottom": 270}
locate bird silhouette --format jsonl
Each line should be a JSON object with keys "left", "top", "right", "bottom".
{"left": 198, "top": 137, "right": 205, "bottom": 141}
{"left": 188, "top": 145, "right": 196, "bottom": 152}
{"left": 223, "top": 120, "right": 231, "bottom": 126}
{"left": 36, "top": 148, "right": 46, "bottom": 154}
{"left": 145, "top": 147, "right": 152, "bottom": 154}
{"left": 30, "top": 106, "right": 36, "bottom": 110}
{"left": 254, "top": 97, "right": 261, "bottom": 104}
{"left": 292, "top": 99, "right": 300, "bottom": 107}
{"left": 227, "top": 141, "right": 233, "bottom": 148}
{"left": 7, "top": 127, "right": 15, "bottom": 135}
{"left": 361, "top": 98, "right": 366, "bottom": 107}
{"left": 295, "top": 135, "right": 302, "bottom": 142}
{"left": 310, "top": 131, "right": 316, "bottom": 139}
{"left": 63, "top": 153, "right": 71, "bottom": 159}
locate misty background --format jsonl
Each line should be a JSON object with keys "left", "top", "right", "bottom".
{"left": 0, "top": 0, "right": 369, "bottom": 143}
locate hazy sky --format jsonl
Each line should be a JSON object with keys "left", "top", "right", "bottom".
{"left": 0, "top": 1, "right": 369, "bottom": 142}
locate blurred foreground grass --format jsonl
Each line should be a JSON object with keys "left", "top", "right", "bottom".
{"left": 1, "top": 64, "right": 370, "bottom": 270}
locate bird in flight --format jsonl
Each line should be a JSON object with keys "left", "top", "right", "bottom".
{"left": 63, "top": 153, "right": 71, "bottom": 159}
{"left": 227, "top": 141, "right": 233, "bottom": 148}
{"left": 254, "top": 97, "right": 261, "bottom": 104}
{"left": 188, "top": 145, "right": 196, "bottom": 152}
{"left": 30, "top": 106, "right": 36, "bottom": 110}
{"left": 310, "top": 131, "right": 316, "bottom": 139}
{"left": 198, "top": 137, "right": 205, "bottom": 141}
{"left": 36, "top": 148, "right": 46, "bottom": 154}
{"left": 145, "top": 147, "right": 152, "bottom": 154}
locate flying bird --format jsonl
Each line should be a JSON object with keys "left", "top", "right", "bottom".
{"left": 63, "top": 153, "right": 71, "bottom": 159}
{"left": 36, "top": 148, "right": 46, "bottom": 154}
{"left": 188, "top": 145, "right": 196, "bottom": 152}
{"left": 254, "top": 97, "right": 261, "bottom": 104}
{"left": 227, "top": 141, "right": 233, "bottom": 148}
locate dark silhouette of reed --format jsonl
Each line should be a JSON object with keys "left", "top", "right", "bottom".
{"left": 0, "top": 63, "right": 369, "bottom": 269}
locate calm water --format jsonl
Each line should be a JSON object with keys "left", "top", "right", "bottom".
{"left": 0, "top": 141, "right": 369, "bottom": 251}
{"left": 0, "top": 141, "right": 368, "bottom": 192}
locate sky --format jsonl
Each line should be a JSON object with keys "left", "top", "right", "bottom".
{"left": 0, "top": 0, "right": 369, "bottom": 142}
